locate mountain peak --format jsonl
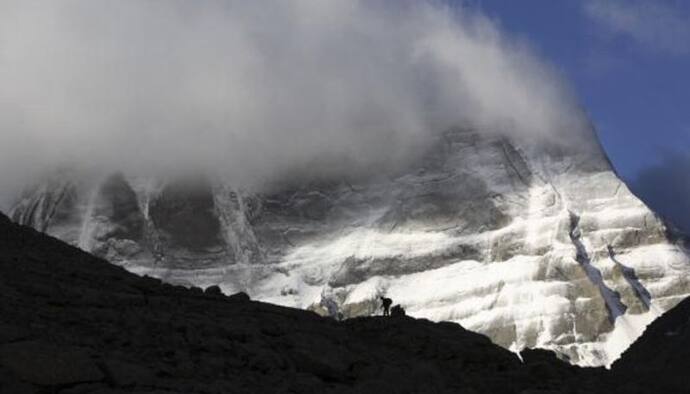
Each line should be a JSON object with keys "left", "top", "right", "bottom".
{"left": 9, "top": 131, "right": 690, "bottom": 366}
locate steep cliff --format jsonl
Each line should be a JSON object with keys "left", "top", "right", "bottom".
{"left": 10, "top": 129, "right": 690, "bottom": 366}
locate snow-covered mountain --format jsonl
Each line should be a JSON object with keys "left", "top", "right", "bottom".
{"left": 9, "top": 128, "right": 690, "bottom": 366}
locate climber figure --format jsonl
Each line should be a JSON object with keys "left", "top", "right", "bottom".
{"left": 391, "top": 304, "right": 406, "bottom": 317}
{"left": 380, "top": 296, "right": 392, "bottom": 316}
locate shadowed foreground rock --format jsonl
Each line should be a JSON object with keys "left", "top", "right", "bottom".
{"left": 611, "top": 297, "right": 690, "bottom": 393}
{"left": 0, "top": 212, "right": 686, "bottom": 393}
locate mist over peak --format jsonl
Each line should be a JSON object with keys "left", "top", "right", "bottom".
{"left": 0, "top": 0, "right": 590, "bottom": 205}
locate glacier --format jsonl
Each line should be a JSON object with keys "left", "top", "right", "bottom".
{"left": 9, "top": 128, "right": 690, "bottom": 366}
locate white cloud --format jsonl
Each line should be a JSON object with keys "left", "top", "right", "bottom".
{"left": 0, "top": 0, "right": 589, "bottom": 199}
{"left": 584, "top": 0, "right": 690, "bottom": 55}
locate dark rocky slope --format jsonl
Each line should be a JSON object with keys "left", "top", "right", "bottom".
{"left": 611, "top": 295, "right": 690, "bottom": 392}
{"left": 0, "top": 211, "right": 686, "bottom": 393}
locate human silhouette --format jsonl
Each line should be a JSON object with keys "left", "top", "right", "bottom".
{"left": 380, "top": 296, "right": 392, "bottom": 316}
{"left": 391, "top": 304, "right": 406, "bottom": 317}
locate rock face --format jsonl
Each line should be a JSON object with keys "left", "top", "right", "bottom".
{"left": 7, "top": 210, "right": 690, "bottom": 393}
{"left": 0, "top": 212, "right": 610, "bottom": 394}
{"left": 9, "top": 128, "right": 690, "bottom": 366}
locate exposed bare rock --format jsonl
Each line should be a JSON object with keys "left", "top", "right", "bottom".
{"left": 0, "top": 212, "right": 606, "bottom": 393}
{"left": 10, "top": 129, "right": 690, "bottom": 366}
{"left": 4, "top": 211, "right": 690, "bottom": 393}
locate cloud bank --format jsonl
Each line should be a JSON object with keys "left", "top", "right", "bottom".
{"left": 584, "top": 0, "right": 690, "bottom": 55}
{"left": 0, "top": 0, "right": 589, "bottom": 201}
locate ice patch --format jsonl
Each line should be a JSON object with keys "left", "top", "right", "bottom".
{"left": 603, "top": 306, "right": 660, "bottom": 368}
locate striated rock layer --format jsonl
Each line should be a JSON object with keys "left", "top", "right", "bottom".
{"left": 0, "top": 212, "right": 613, "bottom": 393}
{"left": 10, "top": 129, "right": 690, "bottom": 366}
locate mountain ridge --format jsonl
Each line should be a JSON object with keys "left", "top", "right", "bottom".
{"left": 9, "top": 128, "right": 690, "bottom": 366}
{"left": 4, "top": 210, "right": 690, "bottom": 392}
{"left": 0, "top": 211, "right": 596, "bottom": 393}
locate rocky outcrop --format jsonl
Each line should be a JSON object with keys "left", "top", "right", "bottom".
{"left": 1, "top": 212, "right": 615, "bottom": 394}
{"left": 611, "top": 292, "right": 690, "bottom": 392}
{"left": 10, "top": 129, "right": 690, "bottom": 366}
{"left": 7, "top": 211, "right": 690, "bottom": 393}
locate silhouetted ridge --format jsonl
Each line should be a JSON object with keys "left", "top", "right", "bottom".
{"left": 611, "top": 295, "right": 690, "bottom": 392}
{"left": 0, "top": 211, "right": 687, "bottom": 393}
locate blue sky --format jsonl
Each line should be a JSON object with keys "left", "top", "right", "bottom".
{"left": 462, "top": 0, "right": 690, "bottom": 182}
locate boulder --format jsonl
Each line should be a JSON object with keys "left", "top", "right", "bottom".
{"left": 204, "top": 285, "right": 223, "bottom": 296}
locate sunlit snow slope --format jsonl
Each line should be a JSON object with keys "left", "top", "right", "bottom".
{"left": 10, "top": 128, "right": 690, "bottom": 366}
